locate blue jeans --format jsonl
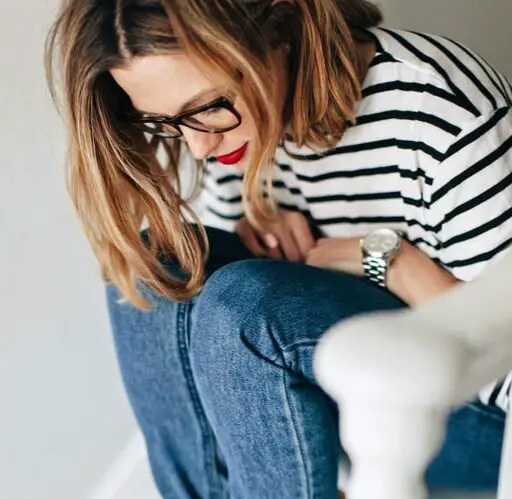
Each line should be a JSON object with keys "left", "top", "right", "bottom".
{"left": 106, "top": 227, "right": 505, "bottom": 499}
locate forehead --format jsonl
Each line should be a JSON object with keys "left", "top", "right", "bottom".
{"left": 110, "top": 54, "right": 219, "bottom": 116}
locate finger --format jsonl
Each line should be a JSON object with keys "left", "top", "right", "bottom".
{"left": 245, "top": 230, "right": 270, "bottom": 257}
{"left": 260, "top": 232, "right": 283, "bottom": 259}
{"left": 289, "top": 215, "right": 316, "bottom": 259}
{"left": 275, "top": 227, "right": 302, "bottom": 262}
{"left": 305, "top": 246, "right": 326, "bottom": 266}
{"left": 263, "top": 233, "right": 279, "bottom": 249}
{"left": 305, "top": 250, "right": 318, "bottom": 266}
{"left": 238, "top": 225, "right": 269, "bottom": 257}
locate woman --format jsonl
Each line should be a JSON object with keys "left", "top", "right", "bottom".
{"left": 46, "top": 1, "right": 511, "bottom": 498}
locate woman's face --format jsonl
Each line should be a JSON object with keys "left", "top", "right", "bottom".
{"left": 110, "top": 50, "right": 288, "bottom": 169}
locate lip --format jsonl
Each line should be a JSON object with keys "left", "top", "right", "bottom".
{"left": 215, "top": 142, "right": 249, "bottom": 166}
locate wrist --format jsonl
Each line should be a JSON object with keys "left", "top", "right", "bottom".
{"left": 387, "top": 241, "right": 459, "bottom": 306}
{"left": 386, "top": 241, "right": 413, "bottom": 301}
{"left": 361, "top": 228, "right": 402, "bottom": 288}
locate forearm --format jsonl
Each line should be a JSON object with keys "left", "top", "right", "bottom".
{"left": 387, "top": 242, "right": 460, "bottom": 307}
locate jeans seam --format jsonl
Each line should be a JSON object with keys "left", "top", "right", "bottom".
{"left": 282, "top": 368, "right": 313, "bottom": 499}
{"left": 177, "top": 302, "right": 223, "bottom": 498}
{"left": 466, "top": 401, "right": 507, "bottom": 422}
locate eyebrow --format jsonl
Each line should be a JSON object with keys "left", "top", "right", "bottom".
{"left": 136, "top": 88, "right": 220, "bottom": 118}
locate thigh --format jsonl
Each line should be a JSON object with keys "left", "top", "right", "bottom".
{"left": 426, "top": 401, "right": 506, "bottom": 491}
{"left": 108, "top": 226, "right": 254, "bottom": 423}
{"left": 196, "top": 259, "right": 406, "bottom": 383}
{"left": 106, "top": 226, "right": 255, "bottom": 498}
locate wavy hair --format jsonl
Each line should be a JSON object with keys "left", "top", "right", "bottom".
{"left": 46, "top": 0, "right": 383, "bottom": 308}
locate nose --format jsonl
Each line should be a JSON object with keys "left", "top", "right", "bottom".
{"left": 180, "top": 127, "right": 221, "bottom": 161}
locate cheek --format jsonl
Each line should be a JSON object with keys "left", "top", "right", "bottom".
{"left": 230, "top": 100, "right": 254, "bottom": 141}
{"left": 231, "top": 98, "right": 283, "bottom": 145}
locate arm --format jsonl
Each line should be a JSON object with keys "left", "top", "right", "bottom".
{"left": 306, "top": 237, "right": 459, "bottom": 306}
{"left": 308, "top": 107, "right": 512, "bottom": 307}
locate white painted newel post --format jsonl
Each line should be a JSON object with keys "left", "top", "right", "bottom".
{"left": 314, "top": 251, "right": 512, "bottom": 499}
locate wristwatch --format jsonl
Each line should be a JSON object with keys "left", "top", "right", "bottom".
{"left": 361, "top": 228, "right": 402, "bottom": 287}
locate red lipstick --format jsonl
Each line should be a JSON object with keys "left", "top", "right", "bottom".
{"left": 215, "top": 143, "right": 249, "bottom": 166}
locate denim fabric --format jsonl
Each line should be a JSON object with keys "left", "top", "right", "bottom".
{"left": 106, "top": 227, "right": 504, "bottom": 499}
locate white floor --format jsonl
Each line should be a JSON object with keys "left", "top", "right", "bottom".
{"left": 89, "top": 433, "right": 495, "bottom": 499}
{"left": 114, "top": 458, "right": 160, "bottom": 499}
{"left": 110, "top": 459, "right": 495, "bottom": 499}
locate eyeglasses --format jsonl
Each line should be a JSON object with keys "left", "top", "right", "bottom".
{"left": 125, "top": 95, "right": 242, "bottom": 139}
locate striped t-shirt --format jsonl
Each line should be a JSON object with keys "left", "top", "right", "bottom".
{"left": 195, "top": 27, "right": 512, "bottom": 412}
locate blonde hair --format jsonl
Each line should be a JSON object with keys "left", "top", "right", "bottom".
{"left": 46, "top": 0, "right": 382, "bottom": 308}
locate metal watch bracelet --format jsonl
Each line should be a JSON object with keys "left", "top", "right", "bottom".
{"left": 363, "top": 255, "right": 388, "bottom": 287}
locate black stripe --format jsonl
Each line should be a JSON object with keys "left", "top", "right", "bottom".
{"left": 274, "top": 165, "right": 399, "bottom": 183}
{"left": 432, "top": 171, "right": 512, "bottom": 227}
{"left": 399, "top": 168, "right": 434, "bottom": 185}
{"left": 369, "top": 52, "right": 398, "bottom": 67}
{"left": 275, "top": 161, "right": 293, "bottom": 172}
{"left": 413, "top": 32, "right": 498, "bottom": 109}
{"left": 206, "top": 206, "right": 243, "bottom": 221}
{"left": 445, "top": 236, "right": 512, "bottom": 268}
{"left": 443, "top": 107, "right": 510, "bottom": 161}
{"left": 214, "top": 174, "right": 243, "bottom": 185}
{"left": 356, "top": 110, "right": 461, "bottom": 136}
{"left": 488, "top": 379, "right": 506, "bottom": 406}
{"left": 505, "top": 77, "right": 512, "bottom": 100}
{"left": 433, "top": 134, "right": 512, "bottom": 204}
{"left": 445, "top": 37, "right": 511, "bottom": 106}
{"left": 282, "top": 138, "right": 397, "bottom": 160}
{"left": 405, "top": 217, "right": 436, "bottom": 233}
{"left": 306, "top": 191, "right": 401, "bottom": 204}
{"left": 284, "top": 138, "right": 443, "bottom": 162}
{"left": 365, "top": 28, "right": 386, "bottom": 54}
{"left": 441, "top": 206, "right": 512, "bottom": 250}
{"left": 316, "top": 215, "right": 405, "bottom": 226}
{"left": 271, "top": 167, "right": 311, "bottom": 203}
{"left": 204, "top": 181, "right": 242, "bottom": 203}
{"left": 273, "top": 172, "right": 311, "bottom": 199}
{"left": 362, "top": 81, "right": 468, "bottom": 111}
{"left": 271, "top": 179, "right": 301, "bottom": 195}
{"left": 380, "top": 28, "right": 480, "bottom": 117}
{"left": 493, "top": 70, "right": 512, "bottom": 104}
{"left": 277, "top": 201, "right": 299, "bottom": 212}
{"left": 396, "top": 140, "right": 444, "bottom": 162}
{"left": 403, "top": 196, "right": 423, "bottom": 208}
{"left": 207, "top": 192, "right": 242, "bottom": 204}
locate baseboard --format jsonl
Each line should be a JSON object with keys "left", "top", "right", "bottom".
{"left": 87, "top": 432, "right": 161, "bottom": 499}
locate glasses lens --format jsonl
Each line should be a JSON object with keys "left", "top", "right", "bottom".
{"left": 134, "top": 121, "right": 181, "bottom": 138}
{"left": 182, "top": 106, "right": 239, "bottom": 132}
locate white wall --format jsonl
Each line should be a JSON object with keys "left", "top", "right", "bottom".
{"left": 0, "top": 1, "right": 137, "bottom": 498}
{"left": 0, "top": 1, "right": 510, "bottom": 499}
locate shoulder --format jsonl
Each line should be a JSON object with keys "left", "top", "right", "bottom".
{"left": 366, "top": 27, "right": 512, "bottom": 122}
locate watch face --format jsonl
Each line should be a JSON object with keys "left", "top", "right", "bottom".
{"left": 363, "top": 228, "right": 401, "bottom": 256}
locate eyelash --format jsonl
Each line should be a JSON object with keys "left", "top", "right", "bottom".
{"left": 201, "top": 107, "right": 223, "bottom": 116}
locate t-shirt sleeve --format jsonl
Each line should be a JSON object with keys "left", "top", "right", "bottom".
{"left": 426, "top": 106, "right": 512, "bottom": 281}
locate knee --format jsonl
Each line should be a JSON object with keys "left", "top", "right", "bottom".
{"left": 190, "top": 260, "right": 299, "bottom": 371}
{"left": 192, "top": 260, "right": 288, "bottom": 334}
{"left": 197, "top": 259, "right": 298, "bottom": 313}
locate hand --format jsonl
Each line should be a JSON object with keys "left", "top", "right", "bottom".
{"left": 235, "top": 210, "right": 316, "bottom": 262}
{"left": 307, "top": 237, "right": 460, "bottom": 305}
{"left": 306, "top": 237, "right": 364, "bottom": 276}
